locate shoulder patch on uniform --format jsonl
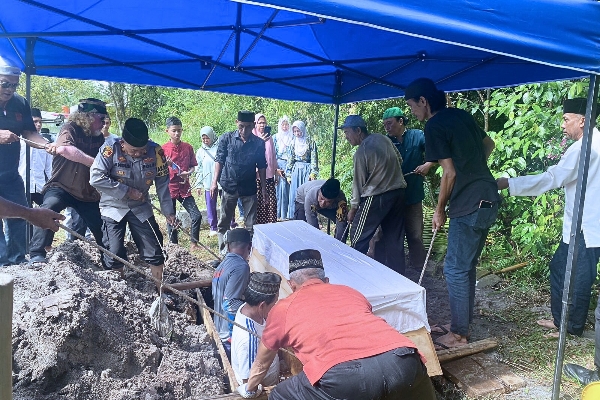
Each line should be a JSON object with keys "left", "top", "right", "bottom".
{"left": 155, "top": 146, "right": 168, "bottom": 178}
{"left": 102, "top": 145, "right": 113, "bottom": 158}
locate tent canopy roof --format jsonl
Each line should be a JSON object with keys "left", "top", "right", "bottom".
{"left": 2, "top": 0, "right": 599, "bottom": 104}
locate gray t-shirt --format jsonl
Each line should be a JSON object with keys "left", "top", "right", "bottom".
{"left": 211, "top": 252, "right": 250, "bottom": 342}
{"left": 295, "top": 179, "right": 346, "bottom": 228}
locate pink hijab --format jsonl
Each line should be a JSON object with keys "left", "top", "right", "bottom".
{"left": 253, "top": 113, "right": 278, "bottom": 179}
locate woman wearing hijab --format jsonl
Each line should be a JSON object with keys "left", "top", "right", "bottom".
{"left": 253, "top": 113, "right": 279, "bottom": 224}
{"left": 286, "top": 120, "right": 319, "bottom": 218}
{"left": 272, "top": 116, "right": 293, "bottom": 219}
{"left": 195, "top": 126, "right": 236, "bottom": 236}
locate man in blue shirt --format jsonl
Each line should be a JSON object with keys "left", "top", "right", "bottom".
{"left": 212, "top": 228, "right": 252, "bottom": 360}
{"left": 383, "top": 107, "right": 434, "bottom": 270}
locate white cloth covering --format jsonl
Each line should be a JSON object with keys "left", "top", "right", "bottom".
{"left": 250, "top": 220, "right": 430, "bottom": 334}
{"left": 508, "top": 127, "right": 600, "bottom": 247}
{"left": 231, "top": 304, "right": 279, "bottom": 386}
{"left": 18, "top": 142, "right": 52, "bottom": 193}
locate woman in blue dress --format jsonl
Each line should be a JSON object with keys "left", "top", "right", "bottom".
{"left": 272, "top": 116, "right": 293, "bottom": 219}
{"left": 286, "top": 120, "right": 318, "bottom": 219}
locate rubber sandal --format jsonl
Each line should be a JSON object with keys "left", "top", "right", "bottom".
{"left": 431, "top": 324, "right": 450, "bottom": 335}
{"left": 433, "top": 341, "right": 450, "bottom": 351}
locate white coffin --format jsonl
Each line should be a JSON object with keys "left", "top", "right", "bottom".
{"left": 250, "top": 220, "right": 430, "bottom": 334}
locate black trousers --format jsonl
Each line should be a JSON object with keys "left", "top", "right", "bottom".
{"left": 270, "top": 347, "right": 436, "bottom": 400}
{"left": 350, "top": 188, "right": 406, "bottom": 274}
{"left": 30, "top": 187, "right": 104, "bottom": 259}
{"left": 101, "top": 212, "right": 164, "bottom": 270}
{"left": 166, "top": 195, "right": 202, "bottom": 244}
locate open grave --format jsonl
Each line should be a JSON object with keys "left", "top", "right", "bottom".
{"left": 5, "top": 241, "right": 225, "bottom": 400}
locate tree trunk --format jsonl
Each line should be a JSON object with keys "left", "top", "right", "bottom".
{"left": 108, "top": 82, "right": 128, "bottom": 132}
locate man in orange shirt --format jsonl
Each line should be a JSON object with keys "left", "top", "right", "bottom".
{"left": 237, "top": 249, "right": 436, "bottom": 399}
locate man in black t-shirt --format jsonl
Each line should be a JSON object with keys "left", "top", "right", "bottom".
{"left": 210, "top": 110, "right": 267, "bottom": 251}
{"left": 0, "top": 59, "right": 51, "bottom": 266}
{"left": 405, "top": 78, "right": 499, "bottom": 349}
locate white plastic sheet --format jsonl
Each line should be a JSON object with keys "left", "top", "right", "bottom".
{"left": 252, "top": 220, "right": 429, "bottom": 334}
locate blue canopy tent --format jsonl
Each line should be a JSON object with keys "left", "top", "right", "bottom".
{"left": 2, "top": 0, "right": 599, "bottom": 397}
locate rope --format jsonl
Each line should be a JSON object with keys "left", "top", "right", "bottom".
{"left": 150, "top": 202, "right": 222, "bottom": 261}
{"left": 55, "top": 222, "right": 297, "bottom": 359}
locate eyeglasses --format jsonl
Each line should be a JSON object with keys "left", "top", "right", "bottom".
{"left": 0, "top": 81, "right": 19, "bottom": 89}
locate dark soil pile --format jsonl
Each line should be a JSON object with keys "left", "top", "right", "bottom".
{"left": 5, "top": 241, "right": 224, "bottom": 400}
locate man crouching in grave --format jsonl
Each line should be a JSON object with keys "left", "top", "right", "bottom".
{"left": 231, "top": 272, "right": 281, "bottom": 388}
{"left": 90, "top": 118, "right": 177, "bottom": 288}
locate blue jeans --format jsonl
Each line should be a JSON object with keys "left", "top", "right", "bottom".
{"left": 0, "top": 175, "right": 27, "bottom": 266}
{"left": 444, "top": 205, "right": 498, "bottom": 336}
{"left": 549, "top": 233, "right": 600, "bottom": 336}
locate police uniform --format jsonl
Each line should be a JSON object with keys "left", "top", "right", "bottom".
{"left": 90, "top": 136, "right": 174, "bottom": 270}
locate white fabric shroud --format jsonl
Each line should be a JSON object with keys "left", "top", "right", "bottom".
{"left": 251, "top": 220, "right": 430, "bottom": 334}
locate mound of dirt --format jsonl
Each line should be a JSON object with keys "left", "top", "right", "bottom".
{"left": 5, "top": 241, "right": 224, "bottom": 400}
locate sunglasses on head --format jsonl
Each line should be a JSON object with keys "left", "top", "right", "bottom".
{"left": 0, "top": 81, "right": 19, "bottom": 89}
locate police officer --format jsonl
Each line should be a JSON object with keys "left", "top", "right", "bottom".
{"left": 90, "top": 118, "right": 176, "bottom": 287}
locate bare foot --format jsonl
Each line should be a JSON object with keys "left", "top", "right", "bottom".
{"left": 537, "top": 319, "right": 557, "bottom": 330}
{"left": 435, "top": 331, "right": 468, "bottom": 350}
{"left": 190, "top": 243, "right": 201, "bottom": 252}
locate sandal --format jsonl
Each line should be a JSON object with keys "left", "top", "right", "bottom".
{"left": 433, "top": 341, "right": 450, "bottom": 351}
{"left": 431, "top": 324, "right": 450, "bottom": 335}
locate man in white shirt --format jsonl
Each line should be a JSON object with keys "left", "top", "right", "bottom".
{"left": 18, "top": 108, "right": 52, "bottom": 205}
{"left": 231, "top": 272, "right": 281, "bottom": 387}
{"left": 497, "top": 98, "right": 600, "bottom": 338}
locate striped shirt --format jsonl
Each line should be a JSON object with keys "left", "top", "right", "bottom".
{"left": 231, "top": 304, "right": 279, "bottom": 386}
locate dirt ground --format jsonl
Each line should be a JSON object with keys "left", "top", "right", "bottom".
{"left": 3, "top": 216, "right": 595, "bottom": 399}
{"left": 406, "top": 260, "right": 593, "bottom": 400}
{"left": 4, "top": 241, "right": 224, "bottom": 400}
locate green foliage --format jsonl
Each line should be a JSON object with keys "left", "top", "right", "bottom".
{"left": 482, "top": 80, "right": 588, "bottom": 274}
{"left": 28, "top": 76, "right": 105, "bottom": 112}
{"left": 27, "top": 75, "right": 597, "bottom": 281}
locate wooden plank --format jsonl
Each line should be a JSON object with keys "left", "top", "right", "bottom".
{"left": 436, "top": 338, "right": 498, "bottom": 363}
{"left": 0, "top": 273, "right": 14, "bottom": 400}
{"left": 443, "top": 356, "right": 505, "bottom": 398}
{"left": 470, "top": 354, "right": 526, "bottom": 392}
{"left": 405, "top": 327, "right": 442, "bottom": 376}
{"left": 195, "top": 289, "right": 238, "bottom": 392}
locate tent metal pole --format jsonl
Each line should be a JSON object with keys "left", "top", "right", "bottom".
{"left": 327, "top": 102, "right": 340, "bottom": 236}
{"left": 330, "top": 102, "right": 340, "bottom": 178}
{"left": 327, "top": 71, "right": 342, "bottom": 236}
{"left": 234, "top": 3, "right": 242, "bottom": 67}
{"left": 24, "top": 38, "right": 35, "bottom": 253}
{"left": 551, "top": 74, "right": 599, "bottom": 400}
